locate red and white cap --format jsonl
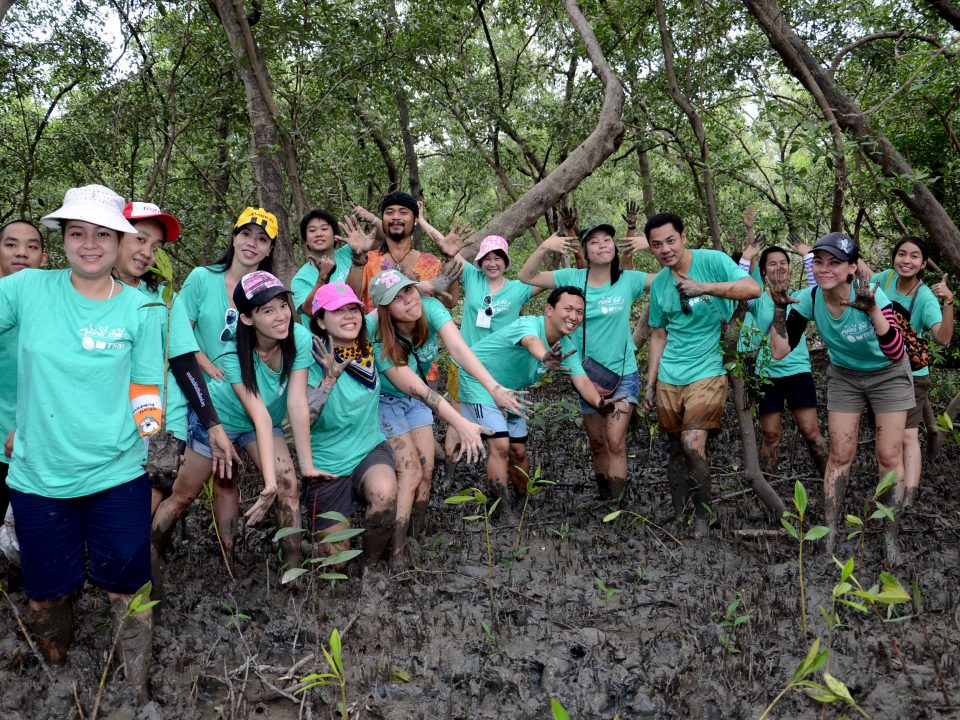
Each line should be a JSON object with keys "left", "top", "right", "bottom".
{"left": 123, "top": 201, "right": 181, "bottom": 243}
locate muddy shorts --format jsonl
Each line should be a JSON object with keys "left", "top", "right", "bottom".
{"left": 304, "top": 442, "right": 394, "bottom": 531}
{"left": 826, "top": 360, "right": 914, "bottom": 414}
{"left": 447, "top": 362, "right": 460, "bottom": 403}
{"left": 757, "top": 372, "right": 819, "bottom": 416}
{"left": 906, "top": 375, "right": 931, "bottom": 430}
{"left": 579, "top": 370, "right": 641, "bottom": 415}
{"left": 656, "top": 375, "right": 728, "bottom": 434}
{"left": 9, "top": 475, "right": 151, "bottom": 601}
{"left": 378, "top": 394, "right": 434, "bottom": 439}
{"left": 460, "top": 403, "right": 528, "bottom": 443}
{"left": 187, "top": 409, "right": 283, "bottom": 458}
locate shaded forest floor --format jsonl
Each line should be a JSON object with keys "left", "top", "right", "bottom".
{"left": 1, "top": 376, "right": 958, "bottom": 719}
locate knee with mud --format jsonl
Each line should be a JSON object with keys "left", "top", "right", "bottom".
{"left": 27, "top": 597, "right": 74, "bottom": 666}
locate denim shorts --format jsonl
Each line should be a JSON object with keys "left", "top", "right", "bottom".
{"left": 579, "top": 370, "right": 641, "bottom": 415}
{"left": 187, "top": 408, "right": 283, "bottom": 458}
{"left": 378, "top": 394, "right": 434, "bottom": 439}
{"left": 460, "top": 403, "right": 528, "bottom": 442}
{"left": 10, "top": 475, "right": 151, "bottom": 600}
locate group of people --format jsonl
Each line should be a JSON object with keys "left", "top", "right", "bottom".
{"left": 0, "top": 183, "right": 951, "bottom": 700}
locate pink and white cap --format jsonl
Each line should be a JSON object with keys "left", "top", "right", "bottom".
{"left": 123, "top": 201, "right": 181, "bottom": 243}
{"left": 474, "top": 235, "right": 510, "bottom": 269}
{"left": 312, "top": 282, "right": 362, "bottom": 317}
{"left": 233, "top": 270, "right": 289, "bottom": 313}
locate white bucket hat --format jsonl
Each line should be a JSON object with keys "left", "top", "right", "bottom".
{"left": 41, "top": 184, "right": 137, "bottom": 235}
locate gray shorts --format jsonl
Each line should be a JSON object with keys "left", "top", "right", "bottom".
{"left": 826, "top": 359, "right": 914, "bottom": 414}
{"left": 460, "top": 403, "right": 528, "bottom": 443}
{"left": 303, "top": 441, "right": 394, "bottom": 531}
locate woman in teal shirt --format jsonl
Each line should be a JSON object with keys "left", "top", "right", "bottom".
{"left": 519, "top": 224, "right": 651, "bottom": 501}
{"left": 0, "top": 185, "right": 162, "bottom": 692}
{"left": 367, "top": 269, "right": 525, "bottom": 566}
{"left": 153, "top": 272, "right": 318, "bottom": 571}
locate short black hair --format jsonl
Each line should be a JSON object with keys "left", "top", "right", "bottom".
{"left": 1, "top": 219, "right": 45, "bottom": 252}
{"left": 644, "top": 212, "right": 684, "bottom": 238}
{"left": 758, "top": 245, "right": 790, "bottom": 280}
{"left": 546, "top": 285, "right": 585, "bottom": 308}
{"left": 299, "top": 209, "right": 339, "bottom": 243}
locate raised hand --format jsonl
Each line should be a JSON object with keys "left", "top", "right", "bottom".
{"left": 787, "top": 232, "right": 811, "bottom": 256}
{"left": 350, "top": 202, "right": 377, "bottom": 225}
{"left": 622, "top": 200, "right": 640, "bottom": 229}
{"left": 540, "top": 341, "right": 576, "bottom": 373}
{"left": 743, "top": 204, "right": 756, "bottom": 229}
{"left": 312, "top": 337, "right": 351, "bottom": 381}
{"left": 841, "top": 278, "right": 877, "bottom": 313}
{"left": 338, "top": 214, "right": 375, "bottom": 252}
{"left": 767, "top": 266, "right": 798, "bottom": 307}
{"left": 436, "top": 218, "right": 473, "bottom": 258}
{"left": 620, "top": 233, "right": 649, "bottom": 255}
{"left": 741, "top": 232, "right": 765, "bottom": 262}
{"left": 419, "top": 258, "right": 464, "bottom": 301}
{"left": 541, "top": 232, "right": 577, "bottom": 255}
{"left": 930, "top": 273, "right": 954, "bottom": 305}
{"left": 558, "top": 205, "right": 579, "bottom": 236}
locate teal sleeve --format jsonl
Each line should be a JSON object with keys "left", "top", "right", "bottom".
{"left": 630, "top": 271, "right": 648, "bottom": 300}
{"left": 334, "top": 243, "right": 353, "bottom": 270}
{"left": 168, "top": 292, "right": 200, "bottom": 357}
{"left": 292, "top": 324, "right": 315, "bottom": 371}
{"left": 221, "top": 350, "right": 243, "bottom": 384}
{"left": 0, "top": 271, "right": 23, "bottom": 332}
{"left": 794, "top": 287, "right": 813, "bottom": 319}
{"left": 915, "top": 286, "right": 942, "bottom": 333}
{"left": 425, "top": 297, "right": 453, "bottom": 331}
{"left": 874, "top": 286, "right": 892, "bottom": 310}
{"left": 551, "top": 268, "right": 582, "bottom": 289}
{"left": 648, "top": 279, "right": 665, "bottom": 328}
{"left": 291, "top": 262, "right": 318, "bottom": 310}
{"left": 131, "top": 305, "right": 165, "bottom": 385}
{"left": 179, "top": 268, "right": 204, "bottom": 323}
{"left": 373, "top": 340, "right": 394, "bottom": 372}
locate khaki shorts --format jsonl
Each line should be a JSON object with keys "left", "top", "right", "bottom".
{"left": 447, "top": 362, "right": 460, "bottom": 403}
{"left": 826, "top": 359, "right": 914, "bottom": 414}
{"left": 906, "top": 375, "right": 931, "bottom": 429}
{"left": 656, "top": 375, "right": 728, "bottom": 434}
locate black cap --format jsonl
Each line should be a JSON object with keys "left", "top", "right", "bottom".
{"left": 579, "top": 223, "right": 616, "bottom": 245}
{"left": 812, "top": 232, "right": 858, "bottom": 262}
{"left": 380, "top": 191, "right": 419, "bottom": 218}
{"left": 232, "top": 270, "right": 290, "bottom": 315}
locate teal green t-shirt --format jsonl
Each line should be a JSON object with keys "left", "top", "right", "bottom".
{"left": 308, "top": 364, "right": 385, "bottom": 476}
{"left": 0, "top": 269, "right": 164, "bottom": 498}
{"left": 460, "top": 263, "right": 535, "bottom": 347}
{"left": 649, "top": 249, "right": 749, "bottom": 385}
{"left": 740, "top": 292, "right": 812, "bottom": 379}
{"left": 180, "top": 265, "right": 235, "bottom": 370}
{"left": 0, "top": 326, "right": 18, "bottom": 466}
{"left": 872, "top": 270, "right": 942, "bottom": 377}
{"left": 291, "top": 245, "right": 354, "bottom": 328}
{"left": 550, "top": 268, "right": 647, "bottom": 375}
{"left": 793, "top": 285, "right": 894, "bottom": 372}
{"left": 209, "top": 323, "right": 315, "bottom": 433}
{"left": 457, "top": 315, "right": 584, "bottom": 407}
{"left": 134, "top": 284, "right": 199, "bottom": 442}
{"left": 368, "top": 297, "right": 452, "bottom": 397}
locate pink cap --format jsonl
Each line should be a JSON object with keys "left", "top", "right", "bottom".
{"left": 312, "top": 282, "right": 362, "bottom": 316}
{"left": 122, "top": 201, "right": 181, "bottom": 242}
{"left": 474, "top": 235, "right": 510, "bottom": 269}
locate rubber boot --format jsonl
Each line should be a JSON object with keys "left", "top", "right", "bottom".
{"left": 27, "top": 597, "right": 73, "bottom": 665}
{"left": 111, "top": 598, "right": 153, "bottom": 706}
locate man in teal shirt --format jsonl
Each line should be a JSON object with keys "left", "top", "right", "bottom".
{"left": 644, "top": 212, "right": 761, "bottom": 537}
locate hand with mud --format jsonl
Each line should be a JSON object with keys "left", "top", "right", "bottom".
{"left": 674, "top": 272, "right": 707, "bottom": 298}
{"left": 490, "top": 385, "right": 532, "bottom": 418}
{"left": 418, "top": 258, "right": 463, "bottom": 302}
{"left": 244, "top": 486, "right": 277, "bottom": 526}
{"left": 540, "top": 341, "right": 576, "bottom": 373}
{"left": 743, "top": 204, "right": 756, "bottom": 231}
{"left": 741, "top": 232, "right": 765, "bottom": 263}
{"left": 435, "top": 218, "right": 473, "bottom": 259}
{"left": 145, "top": 430, "right": 181, "bottom": 492}
{"left": 337, "top": 214, "right": 375, "bottom": 253}
{"left": 558, "top": 205, "right": 578, "bottom": 236}
{"left": 641, "top": 384, "right": 656, "bottom": 414}
{"left": 208, "top": 424, "right": 240, "bottom": 483}
{"left": 311, "top": 337, "right": 351, "bottom": 382}
{"left": 787, "top": 232, "right": 811, "bottom": 257}
{"left": 841, "top": 278, "right": 878, "bottom": 313}
{"left": 620, "top": 234, "right": 649, "bottom": 256}
{"left": 350, "top": 202, "right": 377, "bottom": 225}
{"left": 766, "top": 267, "right": 798, "bottom": 308}
{"left": 312, "top": 254, "right": 337, "bottom": 284}
{"left": 595, "top": 396, "right": 625, "bottom": 416}
{"left": 449, "top": 420, "right": 492, "bottom": 464}
{"left": 622, "top": 200, "right": 640, "bottom": 230}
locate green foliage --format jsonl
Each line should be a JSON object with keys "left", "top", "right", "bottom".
{"left": 295, "top": 628, "right": 348, "bottom": 720}
{"left": 276, "top": 512, "right": 363, "bottom": 586}
{"left": 551, "top": 698, "right": 570, "bottom": 720}
{"left": 844, "top": 471, "right": 896, "bottom": 566}
{"left": 782, "top": 481, "right": 829, "bottom": 636}
{"left": 445, "top": 487, "right": 498, "bottom": 580}
{"left": 595, "top": 579, "right": 621, "bottom": 606}
{"left": 713, "top": 590, "right": 752, "bottom": 654}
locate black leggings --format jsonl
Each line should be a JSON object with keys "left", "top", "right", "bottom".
{"left": 0, "top": 462, "right": 8, "bottom": 520}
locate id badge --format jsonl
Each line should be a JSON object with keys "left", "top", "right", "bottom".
{"left": 476, "top": 308, "right": 492, "bottom": 329}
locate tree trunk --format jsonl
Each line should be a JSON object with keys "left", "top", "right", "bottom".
{"left": 351, "top": 98, "right": 399, "bottom": 191}
{"left": 396, "top": 88, "right": 423, "bottom": 202}
{"left": 654, "top": 0, "right": 722, "bottom": 250}
{"left": 0, "top": 0, "right": 14, "bottom": 26}
{"left": 638, "top": 145, "right": 656, "bottom": 219}
{"left": 924, "top": 0, "right": 960, "bottom": 31}
{"left": 211, "top": 0, "right": 298, "bottom": 281}
{"left": 461, "top": 0, "right": 625, "bottom": 254}
{"left": 742, "top": 0, "right": 960, "bottom": 268}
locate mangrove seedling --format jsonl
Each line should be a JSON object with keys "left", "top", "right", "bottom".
{"left": 551, "top": 698, "right": 570, "bottom": 720}
{"left": 595, "top": 579, "right": 620, "bottom": 607}
{"left": 844, "top": 471, "right": 895, "bottom": 567}
{"left": 781, "top": 480, "right": 830, "bottom": 635}
{"left": 276, "top": 512, "right": 364, "bottom": 586}
{"left": 552, "top": 522, "right": 571, "bottom": 540}
{"left": 294, "top": 627, "right": 348, "bottom": 720}
{"left": 513, "top": 463, "right": 555, "bottom": 553}
{"left": 445, "top": 487, "right": 499, "bottom": 580}
{"left": 713, "top": 590, "right": 752, "bottom": 654}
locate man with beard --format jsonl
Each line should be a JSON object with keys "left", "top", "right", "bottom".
{"left": 643, "top": 212, "right": 760, "bottom": 538}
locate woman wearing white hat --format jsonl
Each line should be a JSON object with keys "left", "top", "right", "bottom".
{"left": 0, "top": 184, "right": 163, "bottom": 701}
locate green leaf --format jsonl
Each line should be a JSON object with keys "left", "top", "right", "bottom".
{"left": 876, "top": 573, "right": 911, "bottom": 605}
{"left": 162, "top": 284, "right": 174, "bottom": 304}
{"left": 316, "top": 572, "right": 348, "bottom": 581}
{"left": 329, "top": 629, "right": 344, "bottom": 675}
{"left": 875, "top": 471, "right": 896, "bottom": 498}
{"left": 274, "top": 527, "right": 307, "bottom": 541}
{"left": 391, "top": 666, "right": 411, "bottom": 683}
{"left": 322, "top": 527, "right": 365, "bottom": 544}
{"left": 793, "top": 480, "right": 808, "bottom": 516}
{"left": 844, "top": 514, "right": 863, "bottom": 527}
{"left": 804, "top": 525, "right": 830, "bottom": 541}
{"left": 733, "top": 613, "right": 752, "bottom": 627}
{"left": 780, "top": 516, "right": 799, "bottom": 539}
{"left": 463, "top": 514, "right": 482, "bottom": 521}
{"left": 823, "top": 672, "right": 855, "bottom": 703}
{"left": 840, "top": 556, "right": 855, "bottom": 583}
{"left": 551, "top": 699, "right": 570, "bottom": 720}
{"left": 282, "top": 568, "right": 309, "bottom": 584}
{"left": 603, "top": 510, "right": 623, "bottom": 523}
{"left": 316, "top": 511, "right": 349, "bottom": 524}
{"left": 153, "top": 247, "right": 174, "bottom": 282}
{"left": 488, "top": 497, "right": 501, "bottom": 515}
{"left": 318, "top": 549, "right": 363, "bottom": 566}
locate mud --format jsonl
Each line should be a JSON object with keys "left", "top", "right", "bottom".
{"left": 1, "top": 379, "right": 959, "bottom": 719}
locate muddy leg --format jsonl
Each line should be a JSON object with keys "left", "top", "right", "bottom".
{"left": 759, "top": 412, "right": 782, "bottom": 478}
{"left": 273, "top": 449, "right": 302, "bottom": 570}
{"left": 583, "top": 414, "right": 612, "bottom": 499}
{"left": 410, "top": 501, "right": 428, "bottom": 539}
{"left": 875, "top": 410, "right": 907, "bottom": 567}
{"left": 680, "top": 429, "right": 711, "bottom": 537}
{"left": 794, "top": 407, "right": 828, "bottom": 478}
{"left": 667, "top": 434, "right": 689, "bottom": 521}
{"left": 386, "top": 432, "right": 420, "bottom": 572}
{"left": 362, "top": 509, "right": 394, "bottom": 567}
{"left": 110, "top": 594, "right": 153, "bottom": 705}
{"left": 824, "top": 411, "right": 861, "bottom": 556}
{"left": 409, "top": 427, "right": 435, "bottom": 540}
{"left": 507, "top": 442, "right": 530, "bottom": 494}
{"left": 152, "top": 448, "right": 214, "bottom": 556}
{"left": 27, "top": 597, "right": 73, "bottom": 665}
{"left": 603, "top": 401, "right": 632, "bottom": 501}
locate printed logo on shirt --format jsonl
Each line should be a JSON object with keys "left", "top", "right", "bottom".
{"left": 597, "top": 295, "right": 625, "bottom": 315}
{"left": 79, "top": 324, "right": 129, "bottom": 351}
{"left": 841, "top": 318, "right": 873, "bottom": 344}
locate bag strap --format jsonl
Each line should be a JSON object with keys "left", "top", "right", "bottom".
{"left": 397, "top": 335, "right": 427, "bottom": 381}
{"left": 581, "top": 270, "right": 589, "bottom": 356}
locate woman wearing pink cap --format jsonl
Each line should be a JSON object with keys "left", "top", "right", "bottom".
{"left": 304, "top": 282, "right": 487, "bottom": 570}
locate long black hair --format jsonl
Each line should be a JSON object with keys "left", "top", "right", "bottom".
{"left": 209, "top": 226, "right": 275, "bottom": 275}
{"left": 235, "top": 292, "right": 296, "bottom": 396}
{"left": 582, "top": 227, "right": 622, "bottom": 285}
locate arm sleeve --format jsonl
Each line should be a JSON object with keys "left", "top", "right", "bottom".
{"left": 803, "top": 254, "right": 817, "bottom": 287}
{"left": 737, "top": 260, "right": 757, "bottom": 308}
{"left": 876, "top": 307, "right": 905, "bottom": 361}
{"left": 169, "top": 352, "right": 221, "bottom": 429}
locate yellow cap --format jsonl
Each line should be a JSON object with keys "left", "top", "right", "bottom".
{"left": 234, "top": 207, "right": 279, "bottom": 240}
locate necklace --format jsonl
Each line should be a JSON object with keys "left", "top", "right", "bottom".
{"left": 70, "top": 271, "right": 116, "bottom": 299}
{"left": 387, "top": 244, "right": 414, "bottom": 269}
{"left": 897, "top": 275, "right": 920, "bottom": 296}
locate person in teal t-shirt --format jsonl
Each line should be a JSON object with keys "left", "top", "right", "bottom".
{"left": 457, "top": 286, "right": 615, "bottom": 508}
{"left": 153, "top": 272, "right": 319, "bottom": 572}
{"left": 366, "top": 268, "right": 525, "bottom": 565}
{"left": 645, "top": 212, "right": 761, "bottom": 538}
{"left": 866, "top": 237, "right": 953, "bottom": 543}
{"left": 1, "top": 185, "right": 163, "bottom": 687}
{"left": 519, "top": 223, "right": 652, "bottom": 502}
{"left": 179, "top": 206, "right": 279, "bottom": 380}
{"left": 767, "top": 232, "right": 914, "bottom": 564}
{"left": 0, "top": 219, "right": 47, "bottom": 523}
{"left": 291, "top": 209, "right": 355, "bottom": 328}
{"left": 737, "top": 245, "right": 828, "bottom": 480}
{"left": 114, "top": 201, "right": 236, "bottom": 517}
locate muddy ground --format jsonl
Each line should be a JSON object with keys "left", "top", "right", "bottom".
{"left": 1, "top": 376, "right": 958, "bottom": 720}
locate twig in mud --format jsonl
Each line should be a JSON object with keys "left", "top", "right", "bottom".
{"left": 73, "top": 681, "right": 86, "bottom": 719}
{"left": 0, "top": 581, "right": 55, "bottom": 683}
{"left": 280, "top": 653, "right": 316, "bottom": 681}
